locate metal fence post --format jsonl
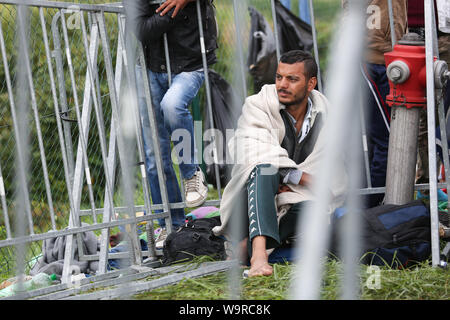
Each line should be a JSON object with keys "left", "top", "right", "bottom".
{"left": 424, "top": 0, "right": 443, "bottom": 267}
{"left": 96, "top": 11, "right": 142, "bottom": 266}
{"left": 196, "top": 0, "right": 222, "bottom": 199}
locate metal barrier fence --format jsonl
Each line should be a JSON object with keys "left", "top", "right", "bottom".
{"left": 0, "top": 0, "right": 340, "bottom": 282}
{"left": 0, "top": 0, "right": 161, "bottom": 284}
{"left": 0, "top": 0, "right": 447, "bottom": 300}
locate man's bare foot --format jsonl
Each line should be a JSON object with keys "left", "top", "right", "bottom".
{"left": 248, "top": 253, "right": 273, "bottom": 277}
{"left": 248, "top": 236, "right": 272, "bottom": 277}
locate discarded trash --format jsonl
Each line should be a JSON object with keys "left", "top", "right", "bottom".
{"left": 0, "top": 273, "right": 58, "bottom": 298}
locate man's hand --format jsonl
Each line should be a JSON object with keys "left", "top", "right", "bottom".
{"left": 277, "top": 184, "right": 292, "bottom": 194}
{"left": 156, "top": 0, "right": 195, "bottom": 18}
{"left": 299, "top": 172, "right": 312, "bottom": 187}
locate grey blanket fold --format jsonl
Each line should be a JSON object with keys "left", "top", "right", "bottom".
{"left": 30, "top": 224, "right": 100, "bottom": 276}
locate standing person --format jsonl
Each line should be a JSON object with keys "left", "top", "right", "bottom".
{"left": 127, "top": 0, "right": 218, "bottom": 248}
{"left": 408, "top": 0, "right": 450, "bottom": 196}
{"left": 299, "top": 0, "right": 311, "bottom": 25}
{"left": 342, "top": 0, "right": 407, "bottom": 207}
{"left": 212, "top": 50, "right": 347, "bottom": 277}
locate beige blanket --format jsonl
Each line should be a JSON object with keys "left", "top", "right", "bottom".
{"left": 212, "top": 84, "right": 348, "bottom": 238}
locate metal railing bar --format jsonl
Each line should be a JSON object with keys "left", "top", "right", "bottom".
{"left": 78, "top": 12, "right": 121, "bottom": 273}
{"left": 359, "top": 84, "right": 372, "bottom": 189}
{"left": 118, "top": 13, "right": 157, "bottom": 260}
{"left": 40, "top": 7, "right": 81, "bottom": 285}
{"left": 308, "top": 0, "right": 322, "bottom": 92}
{"left": 51, "top": 11, "right": 75, "bottom": 182}
{"left": 0, "top": 165, "right": 11, "bottom": 239}
{"left": 163, "top": 33, "right": 172, "bottom": 86}
{"left": 137, "top": 41, "right": 174, "bottom": 233}
{"left": 1, "top": 268, "right": 137, "bottom": 300}
{"left": 60, "top": 14, "right": 99, "bottom": 222}
{"left": 438, "top": 94, "right": 450, "bottom": 211}
{"left": 161, "top": 31, "right": 185, "bottom": 201}
{"left": 387, "top": 0, "right": 396, "bottom": 47}
{"left": 0, "top": 25, "right": 12, "bottom": 239}
{"left": 0, "top": 0, "right": 124, "bottom": 13}
{"left": 232, "top": 0, "right": 247, "bottom": 97}
{"left": 59, "top": 9, "right": 98, "bottom": 224}
{"left": 271, "top": 0, "right": 281, "bottom": 61}
{"left": 424, "top": 0, "right": 443, "bottom": 267}
{"left": 196, "top": 0, "right": 222, "bottom": 199}
{"left": 32, "top": 268, "right": 159, "bottom": 300}
{"left": 41, "top": 7, "right": 78, "bottom": 232}
{"left": 5, "top": 4, "right": 35, "bottom": 235}
{"left": 60, "top": 260, "right": 237, "bottom": 300}
{"left": 0, "top": 214, "right": 156, "bottom": 248}
{"left": 96, "top": 13, "right": 124, "bottom": 274}
{"left": 27, "top": 264, "right": 186, "bottom": 300}
{"left": 21, "top": 6, "right": 57, "bottom": 231}
{"left": 96, "top": 11, "right": 143, "bottom": 267}
{"left": 77, "top": 199, "right": 221, "bottom": 216}
{"left": 58, "top": 9, "right": 98, "bottom": 280}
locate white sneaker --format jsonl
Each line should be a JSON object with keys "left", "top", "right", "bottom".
{"left": 184, "top": 168, "right": 208, "bottom": 208}
{"left": 155, "top": 228, "right": 167, "bottom": 250}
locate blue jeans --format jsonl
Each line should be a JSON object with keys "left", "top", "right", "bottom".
{"left": 135, "top": 65, "right": 205, "bottom": 228}
{"left": 298, "top": 0, "right": 311, "bottom": 24}
{"left": 362, "top": 63, "right": 391, "bottom": 207}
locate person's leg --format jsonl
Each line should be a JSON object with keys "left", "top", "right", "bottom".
{"left": 249, "top": 236, "right": 273, "bottom": 277}
{"left": 135, "top": 65, "right": 186, "bottom": 229}
{"left": 246, "top": 164, "right": 281, "bottom": 277}
{"left": 362, "top": 63, "right": 391, "bottom": 207}
{"left": 278, "top": 200, "right": 313, "bottom": 247}
{"left": 160, "top": 70, "right": 208, "bottom": 207}
{"left": 159, "top": 70, "right": 205, "bottom": 180}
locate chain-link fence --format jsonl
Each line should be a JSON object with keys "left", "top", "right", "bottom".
{"left": 0, "top": 0, "right": 132, "bottom": 278}
{"left": 0, "top": 0, "right": 342, "bottom": 279}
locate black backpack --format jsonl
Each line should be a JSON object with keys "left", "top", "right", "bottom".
{"left": 331, "top": 200, "right": 432, "bottom": 268}
{"left": 162, "top": 216, "right": 226, "bottom": 265}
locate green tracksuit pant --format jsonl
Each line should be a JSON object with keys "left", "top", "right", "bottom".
{"left": 245, "top": 163, "right": 312, "bottom": 254}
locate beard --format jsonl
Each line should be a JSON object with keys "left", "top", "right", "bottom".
{"left": 278, "top": 86, "right": 308, "bottom": 107}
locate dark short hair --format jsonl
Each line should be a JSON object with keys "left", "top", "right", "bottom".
{"left": 279, "top": 50, "right": 318, "bottom": 80}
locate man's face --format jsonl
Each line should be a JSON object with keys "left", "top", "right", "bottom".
{"left": 275, "top": 61, "right": 314, "bottom": 107}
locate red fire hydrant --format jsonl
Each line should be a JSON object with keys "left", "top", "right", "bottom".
{"left": 384, "top": 32, "right": 449, "bottom": 108}
{"left": 384, "top": 43, "right": 427, "bottom": 108}
{"left": 383, "top": 32, "right": 449, "bottom": 205}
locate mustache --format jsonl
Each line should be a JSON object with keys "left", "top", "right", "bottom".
{"left": 277, "top": 89, "right": 291, "bottom": 95}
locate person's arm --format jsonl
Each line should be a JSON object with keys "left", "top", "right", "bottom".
{"left": 298, "top": 171, "right": 312, "bottom": 187}
{"left": 156, "top": 0, "right": 196, "bottom": 18}
{"left": 278, "top": 168, "right": 312, "bottom": 192}
{"left": 126, "top": 0, "right": 177, "bottom": 43}
{"left": 279, "top": 168, "right": 303, "bottom": 185}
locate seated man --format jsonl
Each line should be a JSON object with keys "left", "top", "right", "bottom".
{"left": 212, "top": 50, "right": 347, "bottom": 277}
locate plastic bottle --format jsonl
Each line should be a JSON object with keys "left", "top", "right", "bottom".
{"left": 0, "top": 273, "right": 57, "bottom": 298}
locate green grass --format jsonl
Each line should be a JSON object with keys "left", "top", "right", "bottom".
{"left": 4, "top": 0, "right": 449, "bottom": 302}
{"left": 133, "top": 259, "right": 450, "bottom": 300}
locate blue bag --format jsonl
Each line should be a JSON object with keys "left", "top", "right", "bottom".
{"left": 331, "top": 200, "right": 431, "bottom": 268}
